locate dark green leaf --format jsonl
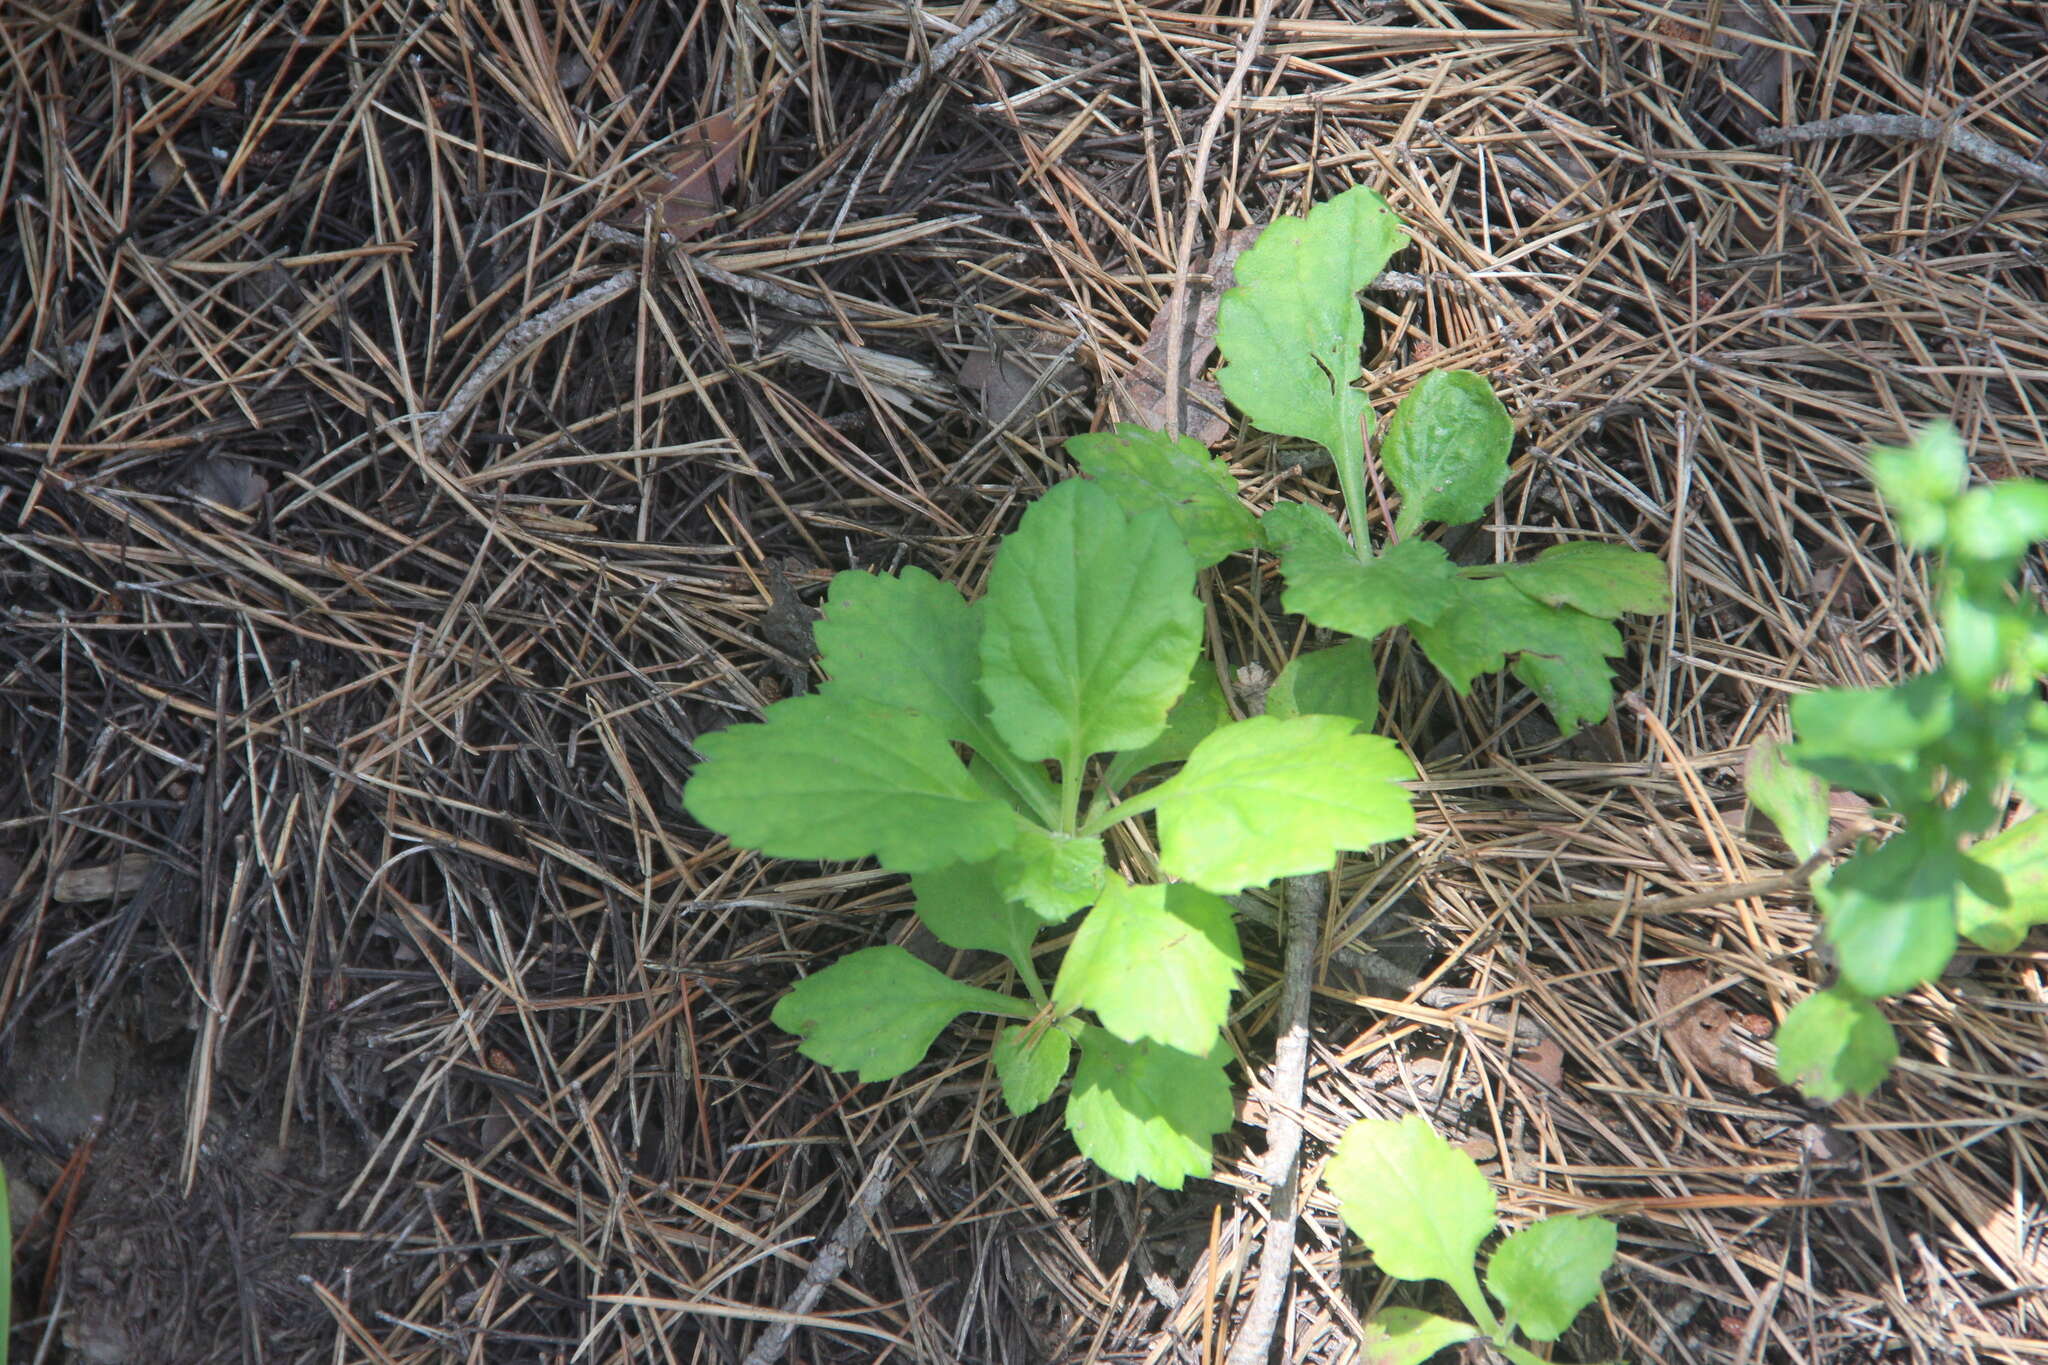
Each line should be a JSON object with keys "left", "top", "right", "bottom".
{"left": 1269, "top": 510, "right": 1461, "bottom": 642}
{"left": 1268, "top": 638, "right": 1379, "bottom": 731}
{"left": 1746, "top": 737, "right": 1832, "bottom": 862}
{"left": 771, "top": 947, "right": 1030, "bottom": 1082}
{"left": 1067, "top": 423, "right": 1260, "bottom": 568}
{"left": 1819, "top": 828, "right": 1960, "bottom": 997}
{"left": 1495, "top": 542, "right": 1670, "bottom": 618}
{"left": 1409, "top": 578, "right": 1626, "bottom": 731}
{"left": 1101, "top": 664, "right": 1232, "bottom": 791}
{"left": 1381, "top": 370, "right": 1513, "bottom": 537}
{"left": 910, "top": 860, "right": 1044, "bottom": 973}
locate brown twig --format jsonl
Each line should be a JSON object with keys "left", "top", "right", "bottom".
{"left": 740, "top": 1154, "right": 897, "bottom": 1365}
{"left": 1759, "top": 113, "right": 2048, "bottom": 192}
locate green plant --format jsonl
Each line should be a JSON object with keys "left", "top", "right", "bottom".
{"left": 1747, "top": 424, "right": 2048, "bottom": 1101}
{"left": 1212, "top": 185, "right": 1670, "bottom": 734}
{"left": 685, "top": 477, "right": 1416, "bottom": 1186}
{"left": 683, "top": 183, "right": 1670, "bottom": 1185}
{"left": 1324, "top": 1114, "right": 1617, "bottom": 1364}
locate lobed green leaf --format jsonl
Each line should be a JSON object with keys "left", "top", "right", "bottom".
{"left": 1150, "top": 715, "right": 1417, "bottom": 894}
{"left": 1325, "top": 1114, "right": 1497, "bottom": 1287}
{"left": 685, "top": 694, "right": 1019, "bottom": 872}
{"left": 979, "top": 480, "right": 1204, "bottom": 763}
{"left": 1265, "top": 501, "right": 1460, "bottom": 641}
{"left": 1774, "top": 986, "right": 1898, "bottom": 1101}
{"left": 1065, "top": 1028, "right": 1235, "bottom": 1188}
{"left": 1053, "top": 880, "right": 1242, "bottom": 1056}
{"left": 1493, "top": 542, "right": 1671, "bottom": 619}
{"left": 1408, "top": 578, "right": 1625, "bottom": 732}
{"left": 1485, "top": 1215, "right": 1618, "bottom": 1343}
{"left": 814, "top": 566, "right": 986, "bottom": 743}
{"left": 1946, "top": 478, "right": 2048, "bottom": 564}
{"left": 993, "top": 1020, "right": 1075, "bottom": 1117}
{"left": 1380, "top": 370, "right": 1513, "bottom": 538}
{"left": 771, "top": 946, "right": 1030, "bottom": 1083}
{"left": 1214, "top": 184, "right": 1407, "bottom": 459}
{"left": 1066, "top": 423, "right": 1261, "bottom": 568}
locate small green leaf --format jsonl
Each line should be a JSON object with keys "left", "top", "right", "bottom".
{"left": 1053, "top": 880, "right": 1242, "bottom": 1056}
{"left": 994, "top": 828, "right": 1109, "bottom": 923}
{"left": 1065, "top": 1028, "right": 1234, "bottom": 1188}
{"left": 979, "top": 479, "right": 1204, "bottom": 762}
{"left": 685, "top": 695, "right": 1019, "bottom": 872}
{"left": 1746, "top": 737, "right": 1832, "bottom": 862}
{"left": 1067, "top": 424, "right": 1261, "bottom": 568}
{"left": 1946, "top": 478, "right": 2048, "bottom": 564}
{"left": 910, "top": 860, "right": 1043, "bottom": 974}
{"left": 1326, "top": 1114, "right": 1497, "bottom": 1283}
{"left": 1215, "top": 185, "right": 1407, "bottom": 459}
{"left": 1774, "top": 986, "right": 1898, "bottom": 1100}
{"left": 1149, "top": 715, "right": 1417, "bottom": 894}
{"left": 1268, "top": 638, "right": 1379, "bottom": 731}
{"left": 1358, "top": 1309, "right": 1480, "bottom": 1365}
{"left": 1494, "top": 542, "right": 1670, "bottom": 619}
{"left": 1789, "top": 674, "right": 1955, "bottom": 762}
{"left": 1102, "top": 664, "right": 1233, "bottom": 791}
{"left": 1485, "top": 1215, "right": 1618, "bottom": 1342}
{"left": 1869, "top": 423, "right": 1964, "bottom": 549}
{"left": 994, "top": 1020, "right": 1075, "bottom": 1116}
{"left": 1381, "top": 370, "right": 1514, "bottom": 537}
{"left": 1409, "top": 578, "right": 1627, "bottom": 731}
{"left": 771, "top": 946, "right": 1030, "bottom": 1083}
{"left": 1267, "top": 504, "right": 1461, "bottom": 641}
{"left": 1819, "top": 828, "right": 1960, "bottom": 997}
{"left": 814, "top": 567, "right": 986, "bottom": 743}
{"left": 1956, "top": 812, "right": 2048, "bottom": 952}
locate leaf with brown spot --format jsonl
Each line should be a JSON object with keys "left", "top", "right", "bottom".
{"left": 1654, "top": 967, "right": 1765, "bottom": 1093}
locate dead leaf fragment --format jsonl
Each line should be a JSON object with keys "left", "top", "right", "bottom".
{"left": 1118, "top": 224, "right": 1262, "bottom": 443}
{"left": 54, "top": 853, "right": 157, "bottom": 904}
{"left": 630, "top": 113, "right": 742, "bottom": 241}
{"left": 1655, "top": 966, "right": 1765, "bottom": 1093}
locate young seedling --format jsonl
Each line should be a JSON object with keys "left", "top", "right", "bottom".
{"left": 1209, "top": 183, "right": 1671, "bottom": 734}
{"left": 1325, "top": 1114, "right": 1617, "bottom": 1365}
{"left": 1748, "top": 424, "right": 2048, "bottom": 1100}
{"left": 684, "top": 477, "right": 1416, "bottom": 1186}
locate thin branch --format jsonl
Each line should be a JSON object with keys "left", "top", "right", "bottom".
{"left": 1758, "top": 113, "right": 2048, "bottom": 191}
{"left": 741, "top": 1154, "right": 897, "bottom": 1365}
{"left": 0, "top": 304, "right": 167, "bottom": 393}
{"left": 1225, "top": 870, "right": 1322, "bottom": 1365}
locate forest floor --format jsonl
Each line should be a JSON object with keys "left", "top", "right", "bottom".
{"left": 3, "top": 2, "right": 2047, "bottom": 1362}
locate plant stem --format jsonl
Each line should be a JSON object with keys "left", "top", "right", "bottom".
{"left": 1333, "top": 405, "right": 1374, "bottom": 561}
{"left": 974, "top": 728, "right": 1061, "bottom": 826}
{"left": 1060, "top": 743, "right": 1084, "bottom": 834}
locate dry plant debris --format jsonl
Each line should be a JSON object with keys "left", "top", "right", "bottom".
{"left": 2, "top": 1, "right": 2046, "bottom": 1363}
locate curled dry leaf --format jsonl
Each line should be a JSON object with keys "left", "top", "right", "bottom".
{"left": 628, "top": 112, "right": 742, "bottom": 241}
{"left": 1118, "top": 224, "right": 1263, "bottom": 443}
{"left": 1654, "top": 966, "right": 1766, "bottom": 1094}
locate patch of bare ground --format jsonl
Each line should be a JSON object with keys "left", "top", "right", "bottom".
{"left": 2, "top": 1, "right": 2044, "bottom": 1362}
